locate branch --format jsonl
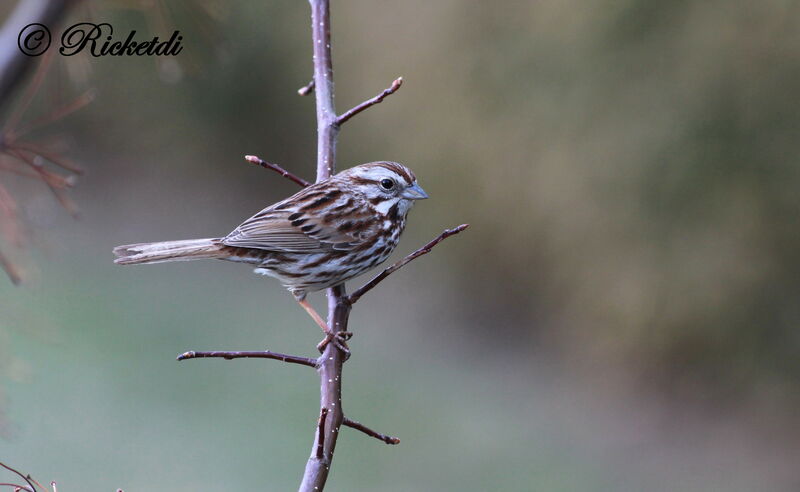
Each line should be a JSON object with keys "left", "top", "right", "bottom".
{"left": 10, "top": 142, "right": 83, "bottom": 176}
{"left": 7, "top": 149, "right": 79, "bottom": 218}
{"left": 0, "top": 462, "right": 36, "bottom": 492}
{"left": 176, "top": 350, "right": 318, "bottom": 368}
{"left": 336, "top": 77, "right": 403, "bottom": 126}
{"left": 300, "top": 290, "right": 349, "bottom": 492}
{"left": 348, "top": 224, "right": 470, "bottom": 304}
{"left": 309, "top": 0, "right": 338, "bottom": 181}
{"left": 244, "top": 155, "right": 310, "bottom": 188}
{"left": 343, "top": 417, "right": 400, "bottom": 445}
{"left": 13, "top": 89, "right": 96, "bottom": 141}
{"left": 0, "top": 483, "right": 33, "bottom": 491}
{"left": 299, "top": 1, "right": 349, "bottom": 490}
{"left": 297, "top": 79, "right": 315, "bottom": 96}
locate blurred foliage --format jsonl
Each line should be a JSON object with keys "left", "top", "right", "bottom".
{"left": 2, "top": 0, "right": 800, "bottom": 490}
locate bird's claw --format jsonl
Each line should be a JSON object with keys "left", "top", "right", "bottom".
{"left": 317, "top": 331, "right": 353, "bottom": 360}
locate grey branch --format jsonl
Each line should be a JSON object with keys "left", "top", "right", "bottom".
{"left": 348, "top": 224, "right": 470, "bottom": 304}
{"left": 176, "top": 350, "right": 318, "bottom": 368}
{"left": 245, "top": 155, "right": 311, "bottom": 188}
{"left": 246, "top": 1, "right": 464, "bottom": 490}
{"left": 298, "top": 1, "right": 349, "bottom": 490}
{"left": 343, "top": 417, "right": 400, "bottom": 445}
{"left": 337, "top": 77, "right": 403, "bottom": 126}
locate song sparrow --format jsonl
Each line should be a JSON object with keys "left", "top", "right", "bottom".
{"left": 113, "top": 161, "right": 428, "bottom": 352}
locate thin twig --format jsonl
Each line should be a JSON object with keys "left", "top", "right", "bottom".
{"left": 244, "top": 155, "right": 310, "bottom": 188}
{"left": 0, "top": 180, "right": 24, "bottom": 247}
{"left": 5, "top": 147, "right": 77, "bottom": 187}
{"left": 7, "top": 149, "right": 79, "bottom": 217}
{"left": 2, "top": 50, "right": 53, "bottom": 136}
{"left": 0, "top": 160, "right": 46, "bottom": 179}
{"left": 343, "top": 417, "right": 400, "bottom": 445}
{"left": 13, "top": 90, "right": 96, "bottom": 140}
{"left": 336, "top": 77, "right": 403, "bottom": 126}
{"left": 177, "top": 350, "right": 318, "bottom": 368}
{"left": 0, "top": 462, "right": 36, "bottom": 492}
{"left": 297, "top": 79, "right": 315, "bottom": 96}
{"left": 0, "top": 248, "right": 21, "bottom": 285}
{"left": 11, "top": 142, "right": 83, "bottom": 175}
{"left": 25, "top": 476, "right": 46, "bottom": 492}
{"left": 0, "top": 483, "right": 33, "bottom": 491}
{"left": 349, "top": 224, "right": 470, "bottom": 304}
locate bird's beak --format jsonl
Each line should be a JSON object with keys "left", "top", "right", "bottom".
{"left": 402, "top": 183, "right": 429, "bottom": 200}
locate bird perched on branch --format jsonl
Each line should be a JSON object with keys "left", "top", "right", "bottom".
{"left": 113, "top": 161, "right": 428, "bottom": 353}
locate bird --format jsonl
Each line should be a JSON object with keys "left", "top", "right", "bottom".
{"left": 113, "top": 161, "right": 428, "bottom": 354}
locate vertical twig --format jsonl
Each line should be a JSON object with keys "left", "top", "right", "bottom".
{"left": 309, "top": 0, "right": 338, "bottom": 181}
{"left": 299, "top": 2, "right": 350, "bottom": 490}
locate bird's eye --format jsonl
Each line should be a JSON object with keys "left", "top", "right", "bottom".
{"left": 380, "top": 178, "right": 395, "bottom": 190}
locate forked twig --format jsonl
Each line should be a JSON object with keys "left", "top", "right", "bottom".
{"left": 177, "top": 350, "right": 318, "bottom": 368}
{"left": 0, "top": 484, "right": 31, "bottom": 491}
{"left": 0, "top": 461, "right": 101, "bottom": 492}
{"left": 343, "top": 417, "right": 400, "bottom": 445}
{"left": 348, "top": 224, "right": 470, "bottom": 304}
{"left": 0, "top": 462, "right": 36, "bottom": 492}
{"left": 336, "top": 77, "right": 403, "bottom": 126}
{"left": 7, "top": 150, "right": 79, "bottom": 218}
{"left": 245, "top": 155, "right": 310, "bottom": 188}
{"left": 8, "top": 142, "right": 83, "bottom": 176}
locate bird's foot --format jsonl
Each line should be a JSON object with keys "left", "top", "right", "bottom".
{"left": 317, "top": 331, "right": 353, "bottom": 360}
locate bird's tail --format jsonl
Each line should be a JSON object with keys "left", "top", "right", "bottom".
{"left": 113, "top": 238, "right": 226, "bottom": 265}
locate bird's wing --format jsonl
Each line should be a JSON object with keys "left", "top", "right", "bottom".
{"left": 222, "top": 190, "right": 378, "bottom": 253}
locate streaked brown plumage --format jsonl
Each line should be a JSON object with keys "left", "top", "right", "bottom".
{"left": 113, "top": 161, "right": 427, "bottom": 350}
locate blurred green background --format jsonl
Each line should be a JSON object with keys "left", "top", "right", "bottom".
{"left": 2, "top": 0, "right": 800, "bottom": 490}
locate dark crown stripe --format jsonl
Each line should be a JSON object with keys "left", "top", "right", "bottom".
{"left": 371, "top": 161, "right": 414, "bottom": 183}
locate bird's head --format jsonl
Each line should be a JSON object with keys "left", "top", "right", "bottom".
{"left": 339, "top": 161, "right": 428, "bottom": 217}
